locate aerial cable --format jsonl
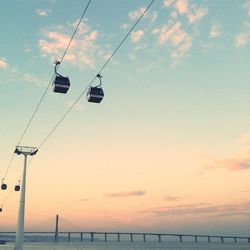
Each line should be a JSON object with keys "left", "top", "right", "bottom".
{"left": 38, "top": 0, "right": 156, "bottom": 149}
{"left": 59, "top": 0, "right": 92, "bottom": 63}
{"left": 1, "top": 0, "right": 155, "bottom": 207}
{"left": 1, "top": 0, "right": 93, "bottom": 183}
{"left": 18, "top": 0, "right": 93, "bottom": 146}
{"left": 18, "top": 0, "right": 92, "bottom": 145}
{"left": 0, "top": 157, "right": 35, "bottom": 207}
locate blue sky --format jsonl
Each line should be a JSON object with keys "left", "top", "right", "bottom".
{"left": 0, "top": 0, "right": 250, "bottom": 235}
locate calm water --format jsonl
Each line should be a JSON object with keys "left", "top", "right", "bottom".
{"left": 1, "top": 242, "right": 250, "bottom": 250}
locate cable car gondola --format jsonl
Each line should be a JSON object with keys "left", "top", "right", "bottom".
{"left": 0, "top": 205, "right": 2, "bottom": 213}
{"left": 14, "top": 180, "right": 20, "bottom": 192}
{"left": 53, "top": 60, "right": 70, "bottom": 94}
{"left": 1, "top": 179, "right": 7, "bottom": 190}
{"left": 87, "top": 74, "right": 104, "bottom": 103}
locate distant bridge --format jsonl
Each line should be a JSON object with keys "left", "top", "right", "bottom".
{"left": 0, "top": 231, "right": 250, "bottom": 244}
{"left": 1, "top": 215, "right": 249, "bottom": 244}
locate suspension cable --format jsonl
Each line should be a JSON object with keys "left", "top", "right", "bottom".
{"left": 1, "top": 0, "right": 156, "bottom": 207}
{"left": 1, "top": 0, "right": 93, "bottom": 182}
{"left": 38, "top": 0, "right": 155, "bottom": 149}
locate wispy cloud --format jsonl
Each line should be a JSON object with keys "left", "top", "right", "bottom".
{"left": 131, "top": 30, "right": 144, "bottom": 43}
{"left": 105, "top": 190, "right": 146, "bottom": 198}
{"left": 153, "top": 21, "right": 192, "bottom": 59}
{"left": 163, "top": 0, "right": 174, "bottom": 8}
{"left": 0, "top": 57, "right": 8, "bottom": 69}
{"left": 129, "top": 7, "right": 146, "bottom": 20}
{"left": 142, "top": 201, "right": 250, "bottom": 218}
{"left": 240, "top": 190, "right": 250, "bottom": 193}
{"left": 235, "top": 32, "right": 249, "bottom": 47}
{"left": 36, "top": 8, "right": 52, "bottom": 16}
{"left": 5, "top": 65, "right": 46, "bottom": 87}
{"left": 150, "top": 11, "right": 158, "bottom": 22}
{"left": 175, "top": 0, "right": 188, "bottom": 15}
{"left": 128, "top": 7, "right": 157, "bottom": 22}
{"left": 164, "top": 195, "right": 180, "bottom": 201}
{"left": 209, "top": 22, "right": 222, "bottom": 38}
{"left": 162, "top": 0, "right": 207, "bottom": 24}
{"left": 78, "top": 198, "right": 91, "bottom": 202}
{"left": 22, "top": 73, "right": 47, "bottom": 87}
{"left": 121, "top": 23, "right": 129, "bottom": 30}
{"left": 39, "top": 20, "right": 99, "bottom": 67}
{"left": 208, "top": 150, "right": 250, "bottom": 171}
{"left": 243, "top": 0, "right": 250, "bottom": 16}
{"left": 235, "top": 4, "right": 250, "bottom": 47}
{"left": 187, "top": 6, "right": 207, "bottom": 24}
{"left": 156, "top": 0, "right": 207, "bottom": 61}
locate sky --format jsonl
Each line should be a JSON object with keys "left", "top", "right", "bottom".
{"left": 0, "top": 0, "right": 250, "bottom": 235}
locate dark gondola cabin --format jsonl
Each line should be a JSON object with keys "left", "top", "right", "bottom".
{"left": 1, "top": 179, "right": 7, "bottom": 190}
{"left": 15, "top": 185, "right": 20, "bottom": 192}
{"left": 53, "top": 60, "right": 70, "bottom": 94}
{"left": 53, "top": 75, "right": 70, "bottom": 94}
{"left": 87, "top": 87, "right": 104, "bottom": 103}
{"left": 1, "top": 183, "right": 7, "bottom": 190}
{"left": 0, "top": 207, "right": 2, "bottom": 212}
{"left": 87, "top": 73, "right": 104, "bottom": 103}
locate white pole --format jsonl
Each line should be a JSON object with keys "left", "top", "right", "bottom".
{"left": 14, "top": 154, "right": 27, "bottom": 250}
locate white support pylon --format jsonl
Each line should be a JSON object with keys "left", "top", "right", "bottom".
{"left": 14, "top": 146, "right": 38, "bottom": 250}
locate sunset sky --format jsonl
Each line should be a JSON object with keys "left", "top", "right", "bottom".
{"left": 0, "top": 0, "right": 250, "bottom": 235}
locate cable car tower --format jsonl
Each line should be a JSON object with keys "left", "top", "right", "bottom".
{"left": 14, "top": 146, "right": 38, "bottom": 250}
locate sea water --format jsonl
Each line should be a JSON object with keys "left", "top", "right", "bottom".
{"left": 1, "top": 242, "right": 250, "bottom": 250}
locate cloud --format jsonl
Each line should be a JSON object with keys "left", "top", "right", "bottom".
{"left": 187, "top": 7, "right": 207, "bottom": 24}
{"left": 163, "top": 0, "right": 174, "bottom": 8}
{"left": 162, "top": 0, "right": 207, "bottom": 24}
{"left": 39, "top": 31, "right": 71, "bottom": 53}
{"left": 209, "top": 150, "right": 250, "bottom": 171}
{"left": 150, "top": 11, "right": 158, "bottom": 22}
{"left": 154, "top": 1, "right": 208, "bottom": 61}
{"left": 209, "top": 22, "right": 222, "bottom": 38}
{"left": 175, "top": 0, "right": 188, "bottom": 15}
{"left": 235, "top": 33, "right": 249, "bottom": 47}
{"left": 131, "top": 30, "right": 144, "bottom": 43}
{"left": 240, "top": 190, "right": 250, "bottom": 193}
{"left": 128, "top": 7, "right": 157, "bottom": 22}
{"left": 142, "top": 201, "right": 250, "bottom": 218}
{"left": 153, "top": 22, "right": 192, "bottom": 59}
{"left": 215, "top": 157, "right": 250, "bottom": 171}
{"left": 164, "top": 195, "right": 180, "bottom": 201}
{"left": 22, "top": 73, "right": 47, "bottom": 87}
{"left": 38, "top": 20, "right": 99, "bottom": 67}
{"left": 0, "top": 57, "right": 8, "bottom": 69}
{"left": 105, "top": 190, "right": 146, "bottom": 198}
{"left": 78, "top": 198, "right": 91, "bottom": 202}
{"left": 243, "top": 0, "right": 250, "bottom": 16}
{"left": 36, "top": 8, "right": 51, "bottom": 16}
{"left": 121, "top": 23, "right": 129, "bottom": 30}
{"left": 171, "top": 11, "right": 178, "bottom": 19}
{"left": 128, "top": 7, "right": 147, "bottom": 20}
{"left": 0, "top": 65, "right": 47, "bottom": 87}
